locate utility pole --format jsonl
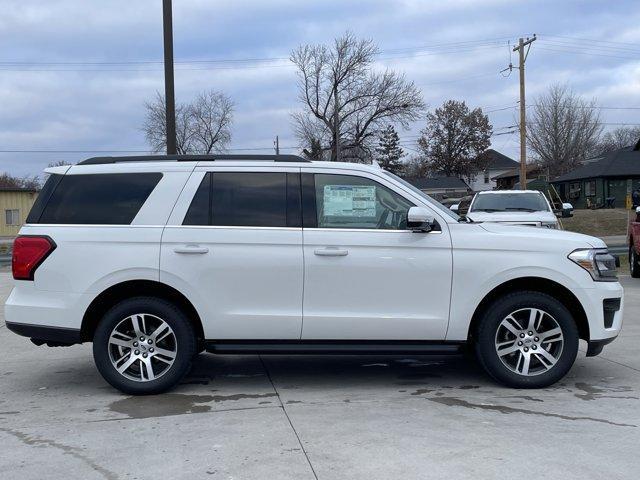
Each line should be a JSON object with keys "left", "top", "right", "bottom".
{"left": 334, "top": 86, "right": 340, "bottom": 161}
{"left": 162, "top": 0, "right": 177, "bottom": 155}
{"left": 513, "top": 34, "right": 536, "bottom": 189}
{"left": 274, "top": 135, "right": 280, "bottom": 155}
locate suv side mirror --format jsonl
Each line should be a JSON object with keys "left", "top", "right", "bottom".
{"left": 636, "top": 206, "right": 640, "bottom": 214}
{"left": 557, "top": 202, "right": 574, "bottom": 218}
{"left": 450, "top": 204, "right": 459, "bottom": 213}
{"left": 407, "top": 206, "right": 435, "bottom": 232}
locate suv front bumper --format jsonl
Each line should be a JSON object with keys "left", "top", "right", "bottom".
{"left": 577, "top": 280, "right": 624, "bottom": 355}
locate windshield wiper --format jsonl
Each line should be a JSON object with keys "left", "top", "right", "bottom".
{"left": 505, "top": 207, "right": 538, "bottom": 212}
{"left": 473, "top": 208, "right": 502, "bottom": 212}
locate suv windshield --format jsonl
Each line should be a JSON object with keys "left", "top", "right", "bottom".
{"left": 382, "top": 171, "right": 460, "bottom": 221}
{"left": 470, "top": 192, "right": 550, "bottom": 213}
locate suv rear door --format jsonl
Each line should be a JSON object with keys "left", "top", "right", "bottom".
{"left": 300, "top": 168, "right": 453, "bottom": 340}
{"left": 161, "top": 165, "right": 304, "bottom": 340}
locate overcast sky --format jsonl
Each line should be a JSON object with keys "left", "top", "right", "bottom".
{"left": 1, "top": 0, "right": 639, "bottom": 177}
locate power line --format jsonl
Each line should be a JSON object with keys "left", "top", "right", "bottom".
{"left": 0, "top": 38, "right": 513, "bottom": 72}
{"left": 537, "top": 46, "right": 639, "bottom": 61}
{"left": 540, "top": 40, "right": 640, "bottom": 55}
{"left": 484, "top": 105, "right": 518, "bottom": 113}
{"left": 538, "top": 34, "right": 640, "bottom": 50}
{"left": 2, "top": 33, "right": 636, "bottom": 72}
{"left": 531, "top": 105, "right": 640, "bottom": 110}
{"left": 0, "top": 146, "right": 301, "bottom": 154}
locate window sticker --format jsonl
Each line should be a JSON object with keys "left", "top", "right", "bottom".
{"left": 323, "top": 185, "right": 376, "bottom": 217}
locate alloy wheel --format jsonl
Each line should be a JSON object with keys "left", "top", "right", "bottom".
{"left": 107, "top": 313, "right": 177, "bottom": 382}
{"left": 494, "top": 307, "right": 564, "bottom": 376}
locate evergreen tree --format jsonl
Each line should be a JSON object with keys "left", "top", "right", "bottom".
{"left": 375, "top": 125, "right": 405, "bottom": 174}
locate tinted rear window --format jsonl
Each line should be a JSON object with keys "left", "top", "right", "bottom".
{"left": 26, "top": 173, "right": 64, "bottom": 223}
{"left": 34, "top": 173, "right": 162, "bottom": 224}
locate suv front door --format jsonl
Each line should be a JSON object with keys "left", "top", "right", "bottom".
{"left": 161, "top": 166, "right": 304, "bottom": 339}
{"left": 300, "top": 169, "right": 452, "bottom": 340}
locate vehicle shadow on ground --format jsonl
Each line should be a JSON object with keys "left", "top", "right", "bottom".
{"left": 12, "top": 350, "right": 634, "bottom": 403}
{"left": 186, "top": 352, "right": 491, "bottom": 389}
{"left": 14, "top": 352, "right": 488, "bottom": 393}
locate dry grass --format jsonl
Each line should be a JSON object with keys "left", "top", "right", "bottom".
{"left": 560, "top": 208, "right": 631, "bottom": 238}
{"left": 618, "top": 254, "right": 630, "bottom": 275}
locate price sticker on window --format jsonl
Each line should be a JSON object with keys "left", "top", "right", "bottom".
{"left": 323, "top": 185, "right": 376, "bottom": 217}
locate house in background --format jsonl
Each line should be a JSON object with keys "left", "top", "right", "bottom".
{"left": 467, "top": 149, "right": 519, "bottom": 191}
{"left": 0, "top": 186, "right": 38, "bottom": 237}
{"left": 404, "top": 176, "right": 471, "bottom": 201}
{"left": 551, "top": 140, "right": 640, "bottom": 209}
{"left": 493, "top": 164, "right": 546, "bottom": 190}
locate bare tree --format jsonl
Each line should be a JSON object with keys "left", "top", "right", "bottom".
{"left": 402, "top": 156, "right": 428, "bottom": 178}
{"left": 527, "top": 84, "right": 602, "bottom": 176}
{"left": 291, "top": 32, "right": 425, "bottom": 162}
{"left": 144, "top": 90, "right": 234, "bottom": 154}
{"left": 47, "top": 160, "right": 72, "bottom": 167}
{"left": 0, "top": 173, "right": 40, "bottom": 189}
{"left": 416, "top": 100, "right": 492, "bottom": 181}
{"left": 596, "top": 126, "right": 640, "bottom": 154}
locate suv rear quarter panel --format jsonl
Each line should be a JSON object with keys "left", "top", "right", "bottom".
{"left": 5, "top": 167, "right": 194, "bottom": 331}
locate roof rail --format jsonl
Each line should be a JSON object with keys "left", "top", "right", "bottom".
{"left": 77, "top": 154, "right": 310, "bottom": 165}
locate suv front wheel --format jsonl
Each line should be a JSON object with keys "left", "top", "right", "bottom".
{"left": 475, "top": 291, "right": 579, "bottom": 388}
{"left": 93, "top": 297, "right": 196, "bottom": 395}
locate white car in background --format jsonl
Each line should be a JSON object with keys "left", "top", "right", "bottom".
{"left": 465, "top": 190, "right": 562, "bottom": 229}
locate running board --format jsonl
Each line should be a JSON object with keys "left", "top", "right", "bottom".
{"left": 204, "top": 340, "right": 466, "bottom": 355}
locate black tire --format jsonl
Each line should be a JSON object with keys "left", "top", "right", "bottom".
{"left": 93, "top": 297, "right": 196, "bottom": 395}
{"left": 475, "top": 291, "right": 579, "bottom": 389}
{"left": 630, "top": 246, "right": 640, "bottom": 278}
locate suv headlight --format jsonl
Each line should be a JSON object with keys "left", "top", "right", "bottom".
{"left": 568, "top": 248, "right": 618, "bottom": 282}
{"left": 541, "top": 222, "right": 558, "bottom": 229}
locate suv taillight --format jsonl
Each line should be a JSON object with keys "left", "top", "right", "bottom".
{"left": 12, "top": 236, "right": 56, "bottom": 280}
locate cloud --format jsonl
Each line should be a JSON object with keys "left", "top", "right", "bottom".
{"left": 1, "top": 0, "right": 640, "bottom": 176}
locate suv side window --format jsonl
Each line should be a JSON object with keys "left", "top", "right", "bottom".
{"left": 183, "top": 172, "right": 301, "bottom": 228}
{"left": 313, "top": 173, "right": 413, "bottom": 230}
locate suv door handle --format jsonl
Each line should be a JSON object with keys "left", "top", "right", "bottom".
{"left": 173, "top": 245, "right": 209, "bottom": 254}
{"left": 314, "top": 248, "right": 348, "bottom": 257}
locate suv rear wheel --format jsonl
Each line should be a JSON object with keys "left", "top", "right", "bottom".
{"left": 630, "top": 246, "right": 640, "bottom": 278}
{"left": 475, "top": 291, "right": 579, "bottom": 388}
{"left": 93, "top": 297, "right": 196, "bottom": 395}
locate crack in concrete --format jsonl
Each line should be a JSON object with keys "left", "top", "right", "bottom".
{"left": 582, "top": 349, "right": 640, "bottom": 373}
{"left": 426, "top": 397, "right": 637, "bottom": 428}
{"left": 0, "top": 426, "right": 119, "bottom": 479}
{"left": 502, "top": 395, "right": 544, "bottom": 403}
{"left": 259, "top": 355, "right": 319, "bottom": 480}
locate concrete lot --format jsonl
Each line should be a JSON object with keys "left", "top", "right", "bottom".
{"left": 1, "top": 269, "right": 639, "bottom": 480}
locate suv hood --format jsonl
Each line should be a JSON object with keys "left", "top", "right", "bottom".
{"left": 467, "top": 210, "right": 557, "bottom": 224}
{"left": 478, "top": 222, "right": 606, "bottom": 249}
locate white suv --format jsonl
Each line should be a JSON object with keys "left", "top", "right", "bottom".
{"left": 5, "top": 155, "right": 623, "bottom": 394}
{"left": 465, "top": 190, "right": 560, "bottom": 228}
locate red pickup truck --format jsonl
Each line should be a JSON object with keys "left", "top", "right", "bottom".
{"left": 630, "top": 206, "right": 640, "bottom": 277}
